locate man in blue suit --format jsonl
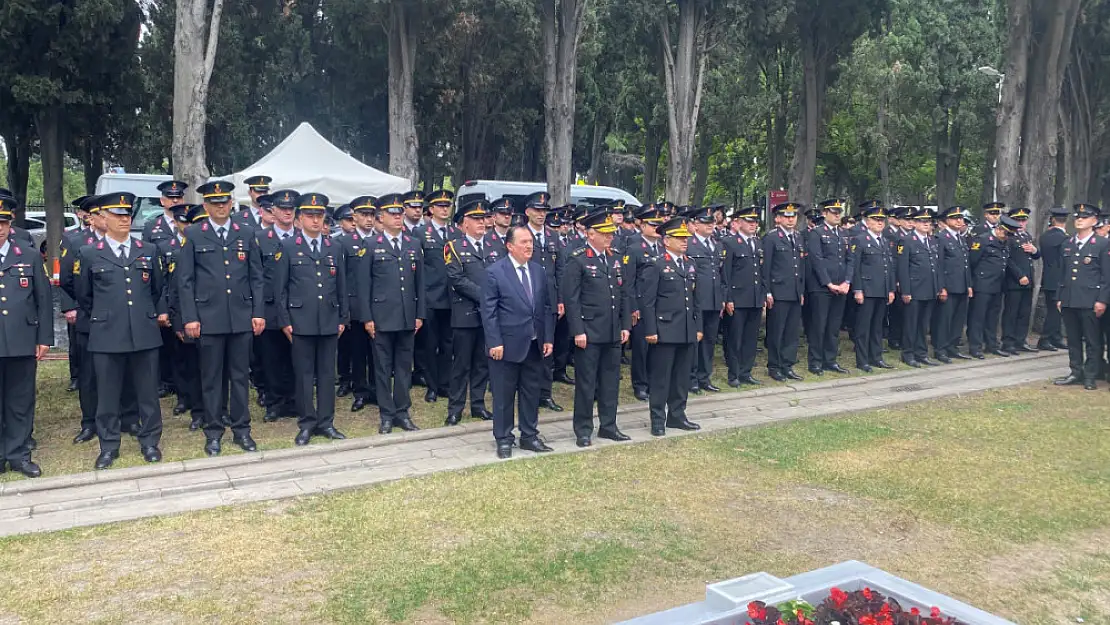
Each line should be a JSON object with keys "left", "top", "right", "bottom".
{"left": 482, "top": 227, "right": 556, "bottom": 459}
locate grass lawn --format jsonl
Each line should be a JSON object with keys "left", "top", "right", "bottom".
{"left": 0, "top": 383, "right": 1105, "bottom": 624}
{"left": 12, "top": 336, "right": 917, "bottom": 481}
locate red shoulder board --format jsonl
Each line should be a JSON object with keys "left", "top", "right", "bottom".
{"left": 135, "top": 240, "right": 143, "bottom": 248}
{"left": 232, "top": 223, "right": 240, "bottom": 231}
{"left": 352, "top": 233, "right": 360, "bottom": 241}
{"left": 202, "top": 222, "right": 209, "bottom": 231}
{"left": 267, "top": 230, "right": 274, "bottom": 239}
{"left": 586, "top": 247, "right": 594, "bottom": 258}
{"left": 97, "top": 242, "right": 104, "bottom": 250}
{"left": 295, "top": 236, "right": 303, "bottom": 244}
{"left": 324, "top": 238, "right": 332, "bottom": 247}
{"left": 492, "top": 233, "right": 500, "bottom": 240}
{"left": 641, "top": 242, "right": 647, "bottom": 248}
{"left": 778, "top": 232, "right": 784, "bottom": 238}
{"left": 664, "top": 253, "right": 672, "bottom": 262}
{"left": 85, "top": 236, "right": 94, "bottom": 244}
{"left": 377, "top": 236, "right": 384, "bottom": 243}
{"left": 403, "top": 235, "right": 411, "bottom": 242}
{"left": 13, "top": 246, "right": 21, "bottom": 256}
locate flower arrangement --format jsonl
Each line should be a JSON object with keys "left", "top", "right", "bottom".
{"left": 745, "top": 587, "right": 968, "bottom": 625}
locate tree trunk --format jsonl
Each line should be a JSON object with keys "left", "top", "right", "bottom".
{"left": 642, "top": 121, "right": 662, "bottom": 202}
{"left": 788, "top": 35, "right": 820, "bottom": 208}
{"left": 981, "top": 125, "right": 997, "bottom": 206}
{"left": 768, "top": 96, "right": 788, "bottom": 190}
{"left": 540, "top": 0, "right": 587, "bottom": 206}
{"left": 660, "top": 0, "right": 707, "bottom": 205}
{"left": 387, "top": 0, "right": 419, "bottom": 187}
{"left": 934, "top": 104, "right": 962, "bottom": 210}
{"left": 994, "top": 0, "right": 1031, "bottom": 206}
{"left": 173, "top": 0, "right": 225, "bottom": 200}
{"left": 878, "top": 95, "right": 891, "bottom": 208}
{"left": 35, "top": 108, "right": 66, "bottom": 263}
{"left": 691, "top": 131, "right": 712, "bottom": 206}
{"left": 82, "top": 138, "right": 104, "bottom": 195}
{"left": 1, "top": 126, "right": 31, "bottom": 217}
{"left": 587, "top": 116, "right": 607, "bottom": 185}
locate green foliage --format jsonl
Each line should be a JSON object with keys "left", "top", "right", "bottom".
{"left": 0, "top": 157, "right": 87, "bottom": 205}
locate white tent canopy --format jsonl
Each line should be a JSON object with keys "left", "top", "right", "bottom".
{"left": 224, "top": 122, "right": 409, "bottom": 205}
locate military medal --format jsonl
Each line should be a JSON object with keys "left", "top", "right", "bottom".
{"left": 238, "top": 251, "right": 247, "bottom": 261}
{"left": 19, "top": 277, "right": 28, "bottom": 288}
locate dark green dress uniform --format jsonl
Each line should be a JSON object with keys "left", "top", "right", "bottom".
{"left": 445, "top": 226, "right": 496, "bottom": 425}
{"left": 561, "top": 211, "right": 631, "bottom": 446}
{"left": 0, "top": 217, "right": 53, "bottom": 477}
{"left": 805, "top": 204, "right": 853, "bottom": 373}
{"left": 256, "top": 219, "right": 299, "bottom": 421}
{"left": 622, "top": 225, "right": 665, "bottom": 398}
{"left": 850, "top": 217, "right": 896, "bottom": 369}
{"left": 896, "top": 223, "right": 942, "bottom": 366}
{"left": 274, "top": 207, "right": 349, "bottom": 443}
{"left": 415, "top": 217, "right": 457, "bottom": 401}
{"left": 75, "top": 198, "right": 165, "bottom": 468}
{"left": 933, "top": 218, "right": 971, "bottom": 360}
{"left": 1001, "top": 208, "right": 1040, "bottom": 353}
{"left": 1057, "top": 205, "right": 1110, "bottom": 386}
{"left": 359, "top": 195, "right": 427, "bottom": 433}
{"left": 722, "top": 222, "right": 765, "bottom": 384}
{"left": 685, "top": 208, "right": 726, "bottom": 391}
{"left": 967, "top": 224, "right": 1011, "bottom": 357}
{"left": 1038, "top": 214, "right": 1070, "bottom": 349}
{"left": 640, "top": 225, "right": 701, "bottom": 435}
{"left": 761, "top": 205, "right": 806, "bottom": 380}
{"left": 176, "top": 181, "right": 264, "bottom": 454}
{"left": 334, "top": 205, "right": 375, "bottom": 410}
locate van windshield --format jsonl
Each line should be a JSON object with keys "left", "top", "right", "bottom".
{"left": 130, "top": 197, "right": 164, "bottom": 232}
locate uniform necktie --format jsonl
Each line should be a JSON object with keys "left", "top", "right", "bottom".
{"left": 519, "top": 266, "right": 533, "bottom": 305}
{"left": 311, "top": 239, "right": 319, "bottom": 255}
{"left": 438, "top": 227, "right": 445, "bottom": 241}
{"left": 676, "top": 257, "right": 684, "bottom": 273}
{"left": 392, "top": 237, "right": 400, "bottom": 255}
{"left": 118, "top": 245, "right": 127, "bottom": 260}
{"left": 218, "top": 227, "right": 226, "bottom": 241}
{"left": 474, "top": 241, "right": 482, "bottom": 257}
{"left": 707, "top": 239, "right": 714, "bottom": 254}
{"left": 750, "top": 237, "right": 757, "bottom": 254}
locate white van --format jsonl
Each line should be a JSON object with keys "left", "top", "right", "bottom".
{"left": 95, "top": 173, "right": 174, "bottom": 232}
{"left": 455, "top": 180, "right": 640, "bottom": 209}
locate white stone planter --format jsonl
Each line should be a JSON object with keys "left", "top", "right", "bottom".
{"left": 617, "top": 560, "right": 1015, "bottom": 625}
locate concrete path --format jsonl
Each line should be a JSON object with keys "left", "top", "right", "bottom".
{"left": 0, "top": 351, "right": 1067, "bottom": 537}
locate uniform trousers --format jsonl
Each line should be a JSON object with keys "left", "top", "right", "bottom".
{"left": 933, "top": 292, "right": 968, "bottom": 356}
{"left": 198, "top": 332, "right": 253, "bottom": 440}
{"left": 422, "top": 308, "right": 453, "bottom": 394}
{"left": 346, "top": 322, "right": 375, "bottom": 401}
{"left": 571, "top": 342, "right": 621, "bottom": 439}
{"left": 176, "top": 340, "right": 203, "bottom": 418}
{"left": 692, "top": 313, "right": 721, "bottom": 387}
{"left": 902, "top": 298, "right": 935, "bottom": 362}
{"left": 765, "top": 299, "right": 801, "bottom": 374}
{"left": 92, "top": 348, "right": 162, "bottom": 452}
{"left": 76, "top": 331, "right": 139, "bottom": 431}
{"left": 336, "top": 324, "right": 353, "bottom": 386}
{"left": 259, "top": 329, "right": 295, "bottom": 411}
{"left": 373, "top": 330, "right": 415, "bottom": 423}
{"left": 292, "top": 334, "right": 338, "bottom": 432}
{"left": 553, "top": 316, "right": 572, "bottom": 376}
{"left": 967, "top": 291, "right": 1003, "bottom": 353}
{"left": 67, "top": 323, "right": 79, "bottom": 383}
{"left": 629, "top": 321, "right": 650, "bottom": 394}
{"left": 854, "top": 297, "right": 887, "bottom": 367}
{"left": 1062, "top": 307, "right": 1102, "bottom": 382}
{"left": 649, "top": 342, "right": 693, "bottom": 430}
{"left": 0, "top": 357, "right": 36, "bottom": 463}
{"left": 1002, "top": 289, "right": 1033, "bottom": 349}
{"left": 158, "top": 327, "right": 177, "bottom": 390}
{"left": 1041, "top": 290, "right": 1064, "bottom": 346}
{"left": 887, "top": 298, "right": 904, "bottom": 345}
{"left": 490, "top": 341, "right": 544, "bottom": 445}
{"left": 249, "top": 332, "right": 265, "bottom": 394}
{"left": 726, "top": 307, "right": 762, "bottom": 379}
{"left": 449, "top": 327, "right": 489, "bottom": 414}
{"left": 807, "top": 290, "right": 846, "bottom": 369}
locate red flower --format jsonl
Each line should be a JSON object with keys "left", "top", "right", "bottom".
{"left": 860, "top": 616, "right": 877, "bottom": 625}
{"left": 862, "top": 587, "right": 873, "bottom": 600}
{"left": 747, "top": 602, "right": 767, "bottom": 620}
{"left": 776, "top": 619, "right": 787, "bottom": 625}
{"left": 879, "top": 603, "right": 892, "bottom": 616}
{"left": 910, "top": 607, "right": 921, "bottom": 616}
{"left": 830, "top": 587, "right": 848, "bottom": 608}
{"left": 931, "top": 607, "right": 942, "bottom": 619}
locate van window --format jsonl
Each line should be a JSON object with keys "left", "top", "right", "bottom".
{"left": 23, "top": 218, "right": 45, "bottom": 230}
{"left": 130, "top": 198, "right": 164, "bottom": 231}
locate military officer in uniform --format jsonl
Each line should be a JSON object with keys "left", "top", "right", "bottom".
{"left": 234, "top": 175, "right": 272, "bottom": 229}
{"left": 933, "top": 206, "right": 972, "bottom": 362}
{"left": 1054, "top": 203, "right": 1110, "bottom": 389}
{"left": 335, "top": 196, "right": 376, "bottom": 410}
{"left": 1038, "top": 207, "right": 1071, "bottom": 351}
{"left": 897, "top": 207, "right": 943, "bottom": 367}
{"left": 255, "top": 190, "right": 299, "bottom": 422}
{"left": 562, "top": 209, "right": 631, "bottom": 447}
{"left": 444, "top": 200, "right": 495, "bottom": 425}
{"left": 144, "top": 180, "right": 187, "bottom": 245}
{"left": 967, "top": 216, "right": 1016, "bottom": 358}
{"left": 178, "top": 181, "right": 265, "bottom": 456}
{"left": 640, "top": 217, "right": 702, "bottom": 436}
{"left": 156, "top": 203, "right": 194, "bottom": 416}
{"left": 274, "top": 193, "right": 349, "bottom": 445}
{"left": 361, "top": 194, "right": 425, "bottom": 433}
{"left": 485, "top": 198, "right": 512, "bottom": 257}
{"left": 805, "top": 199, "right": 852, "bottom": 375}
{"left": 722, "top": 205, "right": 765, "bottom": 385}
{"left": 762, "top": 202, "right": 806, "bottom": 381}
{"left": 521, "top": 191, "right": 563, "bottom": 411}
{"left": 402, "top": 190, "right": 425, "bottom": 233}
{"left": 971, "top": 201, "right": 1004, "bottom": 236}
{"left": 1001, "top": 207, "right": 1041, "bottom": 354}
{"left": 850, "top": 204, "right": 896, "bottom": 372}
{"left": 622, "top": 206, "right": 666, "bottom": 400}
{"left": 685, "top": 207, "right": 726, "bottom": 392}
{"left": 0, "top": 196, "right": 52, "bottom": 477}
{"left": 75, "top": 193, "right": 166, "bottom": 470}
{"left": 162, "top": 204, "right": 206, "bottom": 430}
{"left": 414, "top": 190, "right": 457, "bottom": 404}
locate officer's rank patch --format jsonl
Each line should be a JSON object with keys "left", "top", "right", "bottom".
{"left": 970, "top": 242, "right": 981, "bottom": 250}
{"left": 274, "top": 252, "right": 282, "bottom": 261}
{"left": 897, "top": 245, "right": 904, "bottom": 254}
{"left": 357, "top": 247, "right": 366, "bottom": 257}
{"left": 168, "top": 262, "right": 176, "bottom": 274}
{"left": 73, "top": 260, "right": 81, "bottom": 275}
{"left": 850, "top": 244, "right": 857, "bottom": 253}
{"left": 61, "top": 248, "right": 67, "bottom": 258}
{"left": 19, "top": 277, "right": 28, "bottom": 288}
{"left": 622, "top": 255, "right": 629, "bottom": 265}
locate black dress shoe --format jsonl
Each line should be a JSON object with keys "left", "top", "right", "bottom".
{"left": 1053, "top": 341, "right": 1068, "bottom": 350}
{"left": 970, "top": 351, "right": 985, "bottom": 359}
{"left": 951, "top": 352, "right": 972, "bottom": 360}
{"left": 233, "top": 434, "right": 258, "bottom": 451}
{"left": 575, "top": 437, "right": 592, "bottom": 448}
{"left": 1037, "top": 342, "right": 1058, "bottom": 352}
{"left": 871, "top": 360, "right": 893, "bottom": 369}
{"left": 650, "top": 426, "right": 666, "bottom": 437}
{"left": 858, "top": 364, "right": 873, "bottom": 373}
{"left": 738, "top": 375, "right": 762, "bottom": 385}
{"left": 554, "top": 372, "right": 576, "bottom": 385}
{"left": 825, "top": 364, "right": 850, "bottom": 374}
{"left": 919, "top": 358, "right": 939, "bottom": 366}
{"left": 263, "top": 407, "right": 281, "bottom": 423}
{"left": 67, "top": 379, "right": 79, "bottom": 392}
{"left": 989, "top": 349, "right": 1010, "bottom": 357}
{"left": 597, "top": 428, "right": 631, "bottom": 442}
{"left": 336, "top": 383, "right": 352, "bottom": 398}
{"left": 1054, "top": 374, "right": 1083, "bottom": 386}
{"left": 634, "top": 388, "right": 650, "bottom": 401}
{"left": 471, "top": 408, "right": 493, "bottom": 421}
{"left": 539, "top": 397, "right": 563, "bottom": 411}
{"left": 141, "top": 446, "right": 162, "bottom": 463}
{"left": 379, "top": 422, "right": 393, "bottom": 434}
{"left": 903, "top": 359, "right": 921, "bottom": 368}
{"left": 125, "top": 423, "right": 141, "bottom": 437}
{"left": 727, "top": 378, "right": 741, "bottom": 388}
{"left": 73, "top": 427, "right": 96, "bottom": 444}
{"left": 189, "top": 418, "right": 202, "bottom": 431}
{"left": 1017, "top": 344, "right": 1036, "bottom": 353}
{"left": 394, "top": 417, "right": 420, "bottom": 431}
{"left": 94, "top": 450, "right": 119, "bottom": 470}
{"left": 350, "top": 396, "right": 369, "bottom": 412}
{"left": 1085, "top": 381, "right": 1098, "bottom": 390}
{"left": 784, "top": 369, "right": 803, "bottom": 381}
{"left": 808, "top": 367, "right": 825, "bottom": 376}
{"left": 295, "top": 430, "right": 313, "bottom": 446}
{"left": 445, "top": 412, "right": 462, "bottom": 426}
{"left": 496, "top": 444, "right": 512, "bottom": 459}
{"left": 769, "top": 370, "right": 786, "bottom": 382}
{"left": 173, "top": 401, "right": 188, "bottom": 416}
{"left": 424, "top": 389, "right": 438, "bottom": 403}
{"left": 9, "top": 459, "right": 41, "bottom": 478}
{"left": 315, "top": 427, "right": 346, "bottom": 440}
{"left": 520, "top": 438, "right": 553, "bottom": 453}
{"left": 256, "top": 391, "right": 267, "bottom": 408}
{"left": 411, "top": 373, "right": 427, "bottom": 388}
{"left": 689, "top": 386, "right": 702, "bottom": 395}
{"left": 666, "top": 418, "right": 701, "bottom": 431}
{"left": 701, "top": 382, "right": 721, "bottom": 392}
{"left": 158, "top": 385, "right": 172, "bottom": 399}
{"left": 935, "top": 355, "right": 952, "bottom": 364}
{"left": 205, "top": 439, "right": 221, "bottom": 456}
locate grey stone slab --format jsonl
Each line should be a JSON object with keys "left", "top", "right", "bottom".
{"left": 135, "top": 469, "right": 229, "bottom": 492}
{"left": 223, "top": 455, "right": 328, "bottom": 479}
{"left": 219, "top": 481, "right": 303, "bottom": 504}
{"left": 180, "top": 453, "right": 261, "bottom": 472}
{"left": 0, "top": 506, "right": 31, "bottom": 521}
{"left": 0, "top": 479, "right": 139, "bottom": 511}
{"left": 1, "top": 471, "right": 100, "bottom": 496}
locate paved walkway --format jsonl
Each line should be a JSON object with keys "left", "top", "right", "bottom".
{"left": 0, "top": 351, "right": 1066, "bottom": 537}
